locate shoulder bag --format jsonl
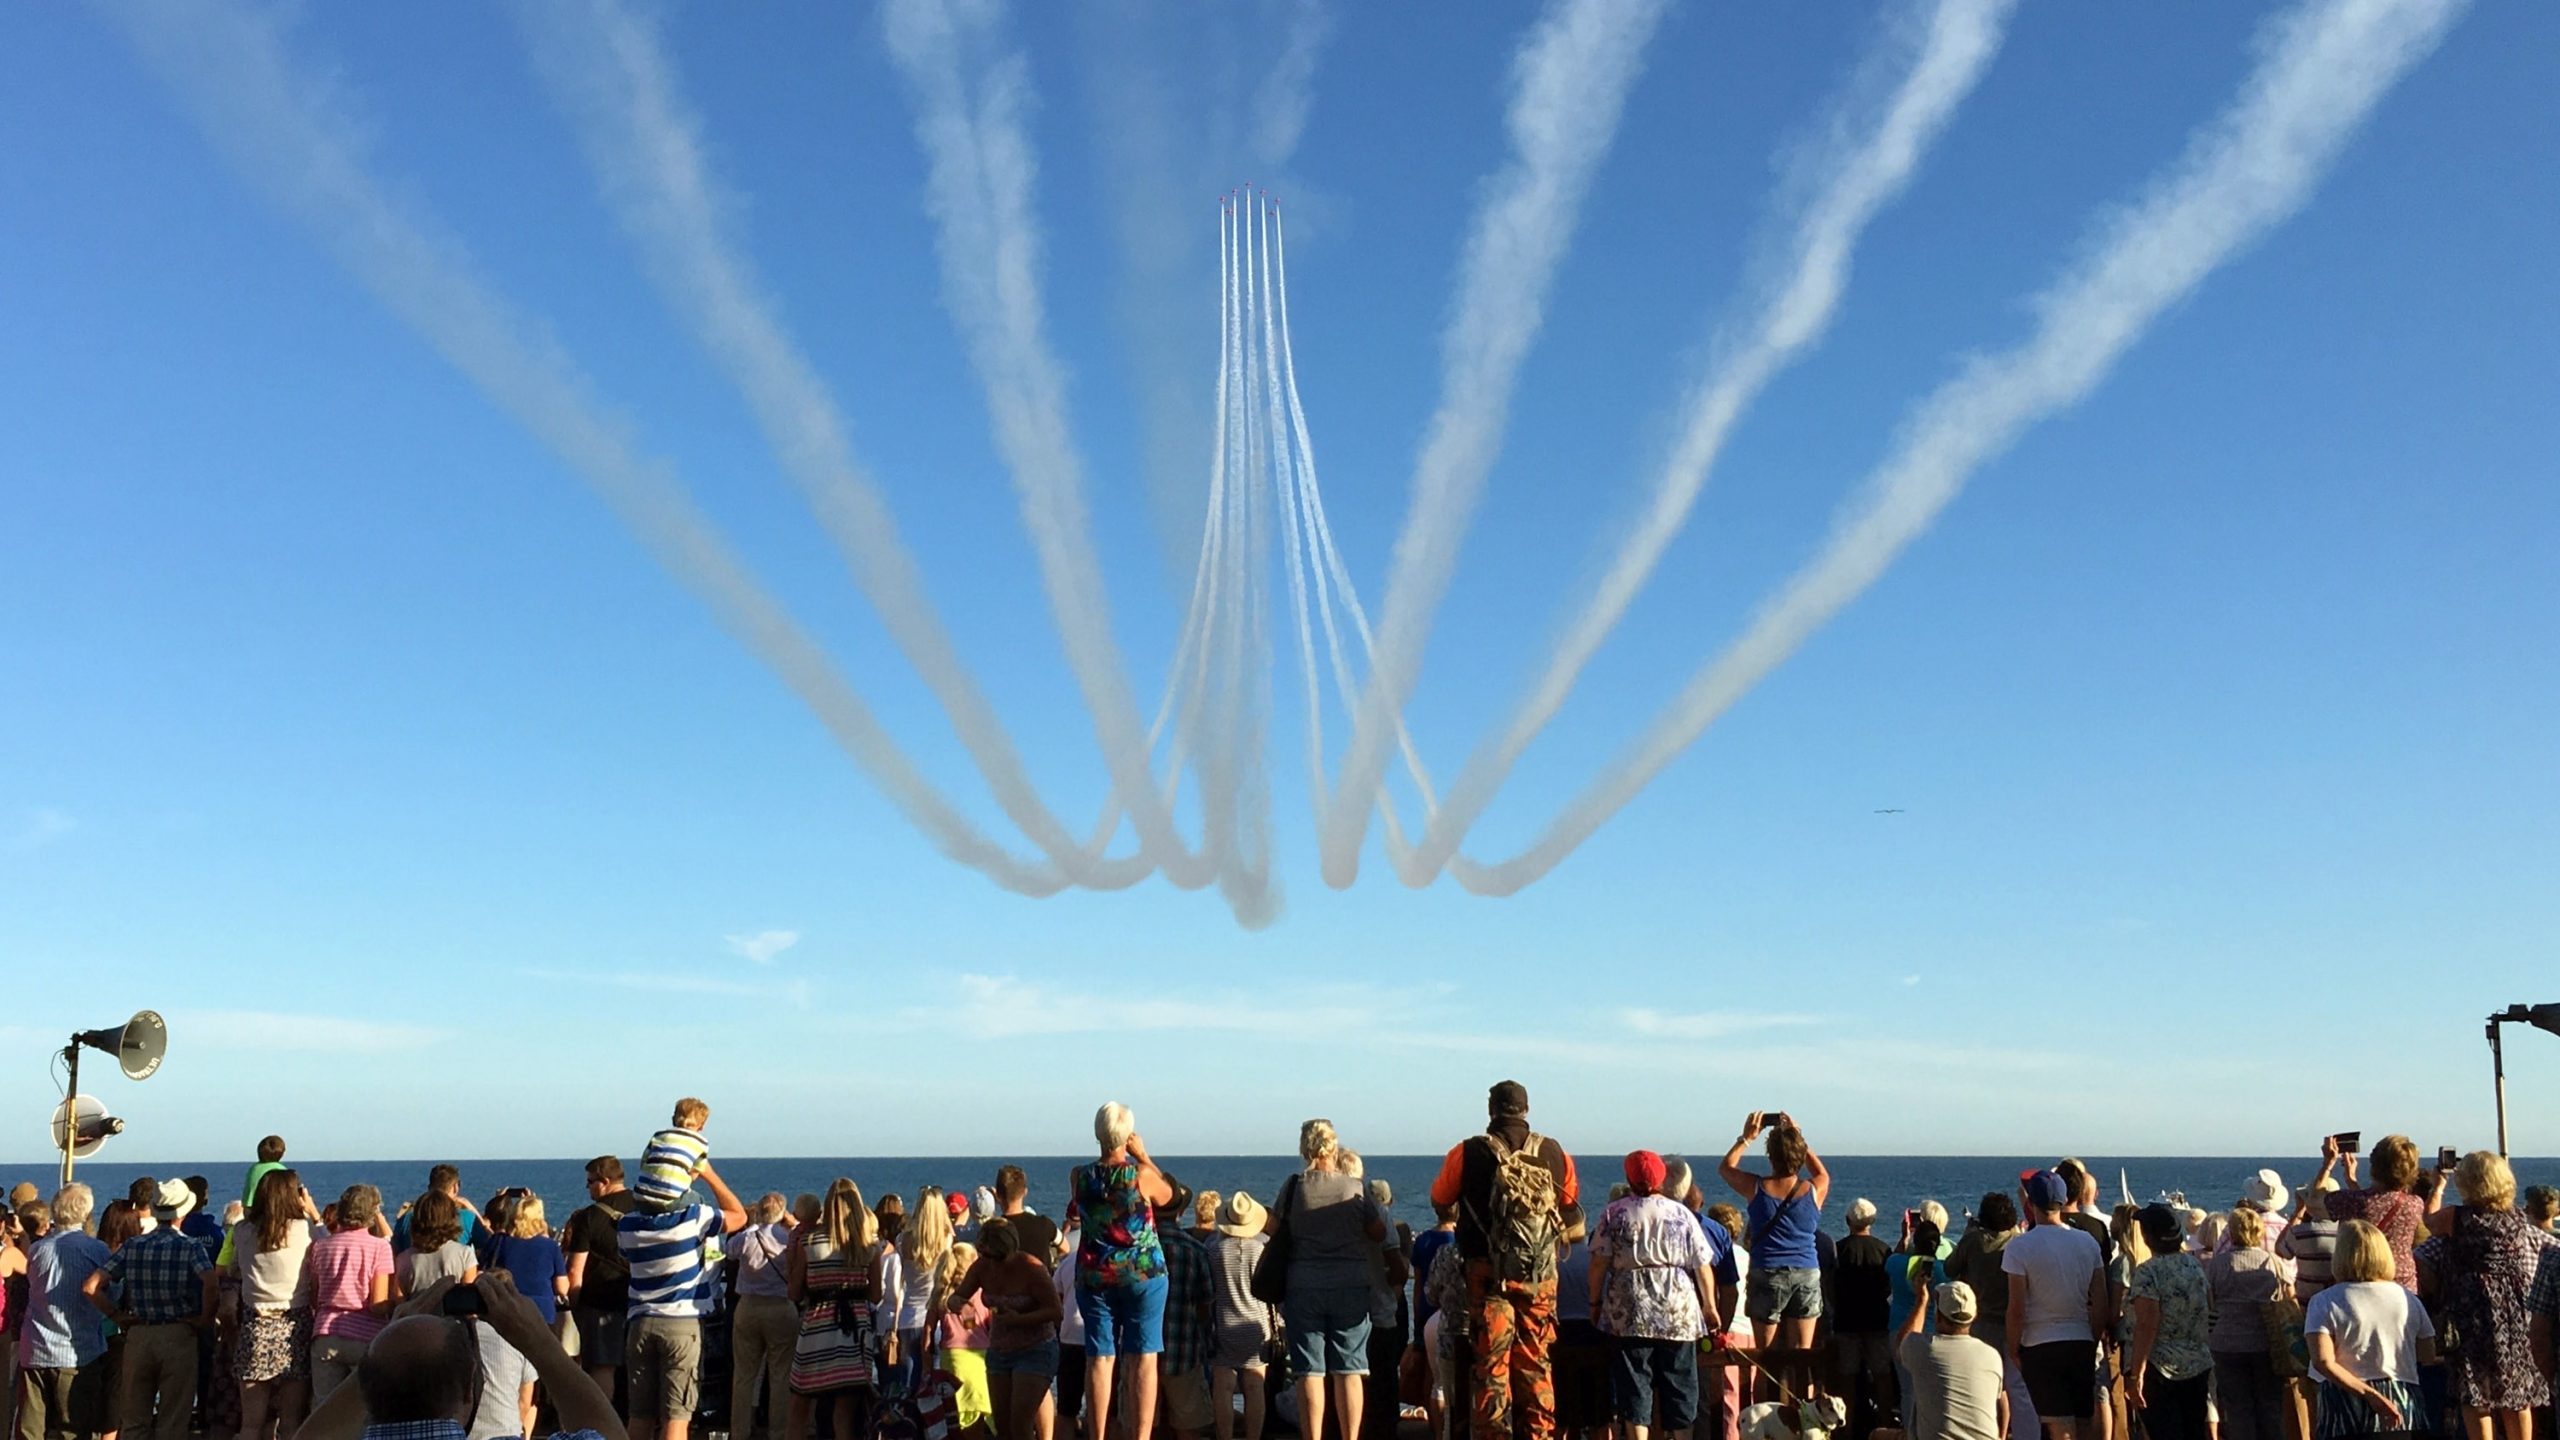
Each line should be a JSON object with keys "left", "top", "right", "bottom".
{"left": 1249, "top": 1173, "right": 1300, "bottom": 1306}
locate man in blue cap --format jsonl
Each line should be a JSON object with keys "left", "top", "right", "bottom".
{"left": 1999, "top": 1170, "right": 2108, "bottom": 1440}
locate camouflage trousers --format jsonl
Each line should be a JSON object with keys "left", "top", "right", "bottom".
{"left": 1462, "top": 1262, "right": 1558, "bottom": 1440}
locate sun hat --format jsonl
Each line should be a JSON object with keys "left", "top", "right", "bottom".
{"left": 1845, "top": 1197, "right": 1879, "bottom": 1226}
{"left": 1217, "top": 1191, "right": 1268, "bottom": 1239}
{"left": 1935, "top": 1280, "right": 1979, "bottom": 1325}
{"left": 1624, "top": 1151, "right": 1668, "bottom": 1196}
{"left": 153, "top": 1178, "right": 195, "bottom": 1219}
{"left": 2241, "top": 1169, "right": 2290, "bottom": 1213}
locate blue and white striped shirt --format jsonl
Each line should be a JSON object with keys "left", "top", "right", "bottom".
{"left": 616, "top": 1201, "right": 722, "bottom": 1318}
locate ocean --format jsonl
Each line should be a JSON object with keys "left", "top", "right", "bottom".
{"left": 25, "top": 1153, "right": 2557, "bottom": 1235}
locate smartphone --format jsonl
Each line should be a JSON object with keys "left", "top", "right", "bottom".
{"left": 2438, "top": 1146, "right": 2459, "bottom": 1171}
{"left": 441, "top": 1282, "right": 485, "bottom": 1318}
{"left": 1904, "top": 1209, "right": 1921, "bottom": 1231}
{"left": 2336, "top": 1131, "right": 2362, "bottom": 1155}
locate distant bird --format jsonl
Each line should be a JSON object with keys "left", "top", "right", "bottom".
{"left": 1873, "top": 808, "right": 1904, "bottom": 814}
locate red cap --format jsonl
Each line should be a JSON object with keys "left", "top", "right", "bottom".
{"left": 945, "top": 1191, "right": 970, "bottom": 1219}
{"left": 1625, "top": 1150, "right": 1668, "bottom": 1196}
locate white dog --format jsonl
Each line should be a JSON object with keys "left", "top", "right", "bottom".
{"left": 1739, "top": 1397, "right": 1850, "bottom": 1440}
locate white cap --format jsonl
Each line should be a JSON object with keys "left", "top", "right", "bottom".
{"left": 1845, "top": 1197, "right": 1878, "bottom": 1226}
{"left": 1936, "top": 1281, "right": 1979, "bottom": 1324}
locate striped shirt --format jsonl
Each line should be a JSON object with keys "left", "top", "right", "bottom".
{"left": 634, "top": 1127, "right": 711, "bottom": 1209}
{"left": 617, "top": 1200, "right": 723, "bottom": 1318}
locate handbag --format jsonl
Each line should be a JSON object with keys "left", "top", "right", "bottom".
{"left": 1249, "top": 1175, "right": 1300, "bottom": 1306}
{"left": 2262, "top": 1294, "right": 2308, "bottom": 1379}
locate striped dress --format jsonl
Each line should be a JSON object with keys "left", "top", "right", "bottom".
{"left": 791, "top": 1233, "right": 876, "bottom": 1396}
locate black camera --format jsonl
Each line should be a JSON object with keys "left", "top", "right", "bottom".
{"left": 441, "top": 1282, "right": 485, "bottom": 1318}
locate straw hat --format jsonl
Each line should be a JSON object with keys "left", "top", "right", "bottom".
{"left": 1217, "top": 1191, "right": 1268, "bottom": 1239}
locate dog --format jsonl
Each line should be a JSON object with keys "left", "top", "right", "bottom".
{"left": 1739, "top": 1396, "right": 1850, "bottom": 1440}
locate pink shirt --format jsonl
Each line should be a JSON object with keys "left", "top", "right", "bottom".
{"left": 306, "top": 1228, "right": 394, "bottom": 1340}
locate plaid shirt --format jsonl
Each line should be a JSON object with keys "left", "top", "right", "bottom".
{"left": 1158, "top": 1225, "right": 1213, "bottom": 1373}
{"left": 2528, "top": 1247, "right": 2560, "bottom": 1318}
{"left": 102, "top": 1225, "right": 213, "bottom": 1324}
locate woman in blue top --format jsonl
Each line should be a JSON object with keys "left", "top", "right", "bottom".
{"left": 1069, "top": 1102, "right": 1173, "bottom": 1440}
{"left": 1719, "top": 1111, "right": 1831, "bottom": 1392}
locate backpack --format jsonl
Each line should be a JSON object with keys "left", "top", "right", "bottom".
{"left": 1477, "top": 1131, "right": 1563, "bottom": 1284}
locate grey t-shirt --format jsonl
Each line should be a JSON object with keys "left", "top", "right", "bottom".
{"left": 1285, "top": 1171, "right": 1384, "bottom": 1291}
{"left": 1901, "top": 1331, "right": 2005, "bottom": 1440}
{"left": 398, "top": 1241, "right": 474, "bottom": 1297}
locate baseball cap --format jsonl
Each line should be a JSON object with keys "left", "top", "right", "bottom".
{"left": 1489, "top": 1080, "right": 1530, "bottom": 1118}
{"left": 1845, "top": 1197, "right": 1878, "bottom": 1226}
{"left": 1936, "top": 1281, "right": 1979, "bottom": 1324}
{"left": 2023, "top": 1169, "right": 2069, "bottom": 1211}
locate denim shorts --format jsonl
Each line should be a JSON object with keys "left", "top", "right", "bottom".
{"left": 1282, "top": 1284, "right": 1374, "bottom": 1378}
{"left": 1076, "top": 1275, "right": 1167, "bottom": 1359}
{"left": 1609, "top": 1336, "right": 1700, "bottom": 1430}
{"left": 986, "top": 1339, "right": 1060, "bottom": 1378}
{"left": 1745, "top": 1264, "right": 1822, "bottom": 1322}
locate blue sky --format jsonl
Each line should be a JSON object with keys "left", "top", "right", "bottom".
{"left": 4, "top": 0, "right": 2554, "bottom": 1161}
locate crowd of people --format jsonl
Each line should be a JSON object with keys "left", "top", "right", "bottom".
{"left": 7, "top": 1089, "right": 2560, "bottom": 1440}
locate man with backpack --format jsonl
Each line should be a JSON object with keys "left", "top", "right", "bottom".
{"left": 1429, "top": 1080, "right": 1584, "bottom": 1440}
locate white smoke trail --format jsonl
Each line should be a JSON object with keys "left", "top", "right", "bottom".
{"left": 97, "top": 0, "right": 1076, "bottom": 896}
{"left": 1076, "top": 198, "right": 1246, "bottom": 855}
{"left": 1265, "top": 201, "right": 1442, "bottom": 858}
{"left": 1411, "top": 0, "right": 2020, "bottom": 879}
{"left": 1318, "top": 0, "right": 1671, "bottom": 887}
{"left": 880, "top": 0, "right": 1258, "bottom": 907}
{"left": 1261, "top": 201, "right": 1333, "bottom": 815}
{"left": 519, "top": 0, "right": 1156, "bottom": 890}
{"left": 1451, "top": 0, "right": 2472, "bottom": 896}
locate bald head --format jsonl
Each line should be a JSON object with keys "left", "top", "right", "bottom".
{"left": 358, "top": 1315, "right": 478, "bottom": 1424}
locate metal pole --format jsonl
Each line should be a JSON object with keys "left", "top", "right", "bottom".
{"left": 59, "top": 1039, "right": 80, "bottom": 1189}
{"left": 2491, "top": 1019, "right": 2510, "bottom": 1158}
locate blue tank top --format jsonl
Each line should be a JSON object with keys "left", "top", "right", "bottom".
{"left": 1746, "top": 1184, "right": 1822, "bottom": 1269}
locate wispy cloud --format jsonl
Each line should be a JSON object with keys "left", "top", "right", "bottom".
{"left": 9, "top": 808, "right": 74, "bottom": 852}
{"left": 176, "top": 1011, "right": 450, "bottom": 1053}
{"left": 1620, "top": 1007, "right": 1823, "bottom": 1040}
{"left": 1902, "top": 974, "right": 1923, "bottom": 987}
{"left": 724, "top": 930, "right": 800, "bottom": 965}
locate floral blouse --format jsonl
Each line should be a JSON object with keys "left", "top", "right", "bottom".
{"left": 1590, "top": 1194, "right": 1713, "bottom": 1342}
{"left": 2130, "top": 1252, "right": 2212, "bottom": 1380}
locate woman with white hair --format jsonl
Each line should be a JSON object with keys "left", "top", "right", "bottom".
{"left": 1069, "top": 1102, "right": 1174, "bottom": 1440}
{"left": 1273, "top": 1119, "right": 1391, "bottom": 1440}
